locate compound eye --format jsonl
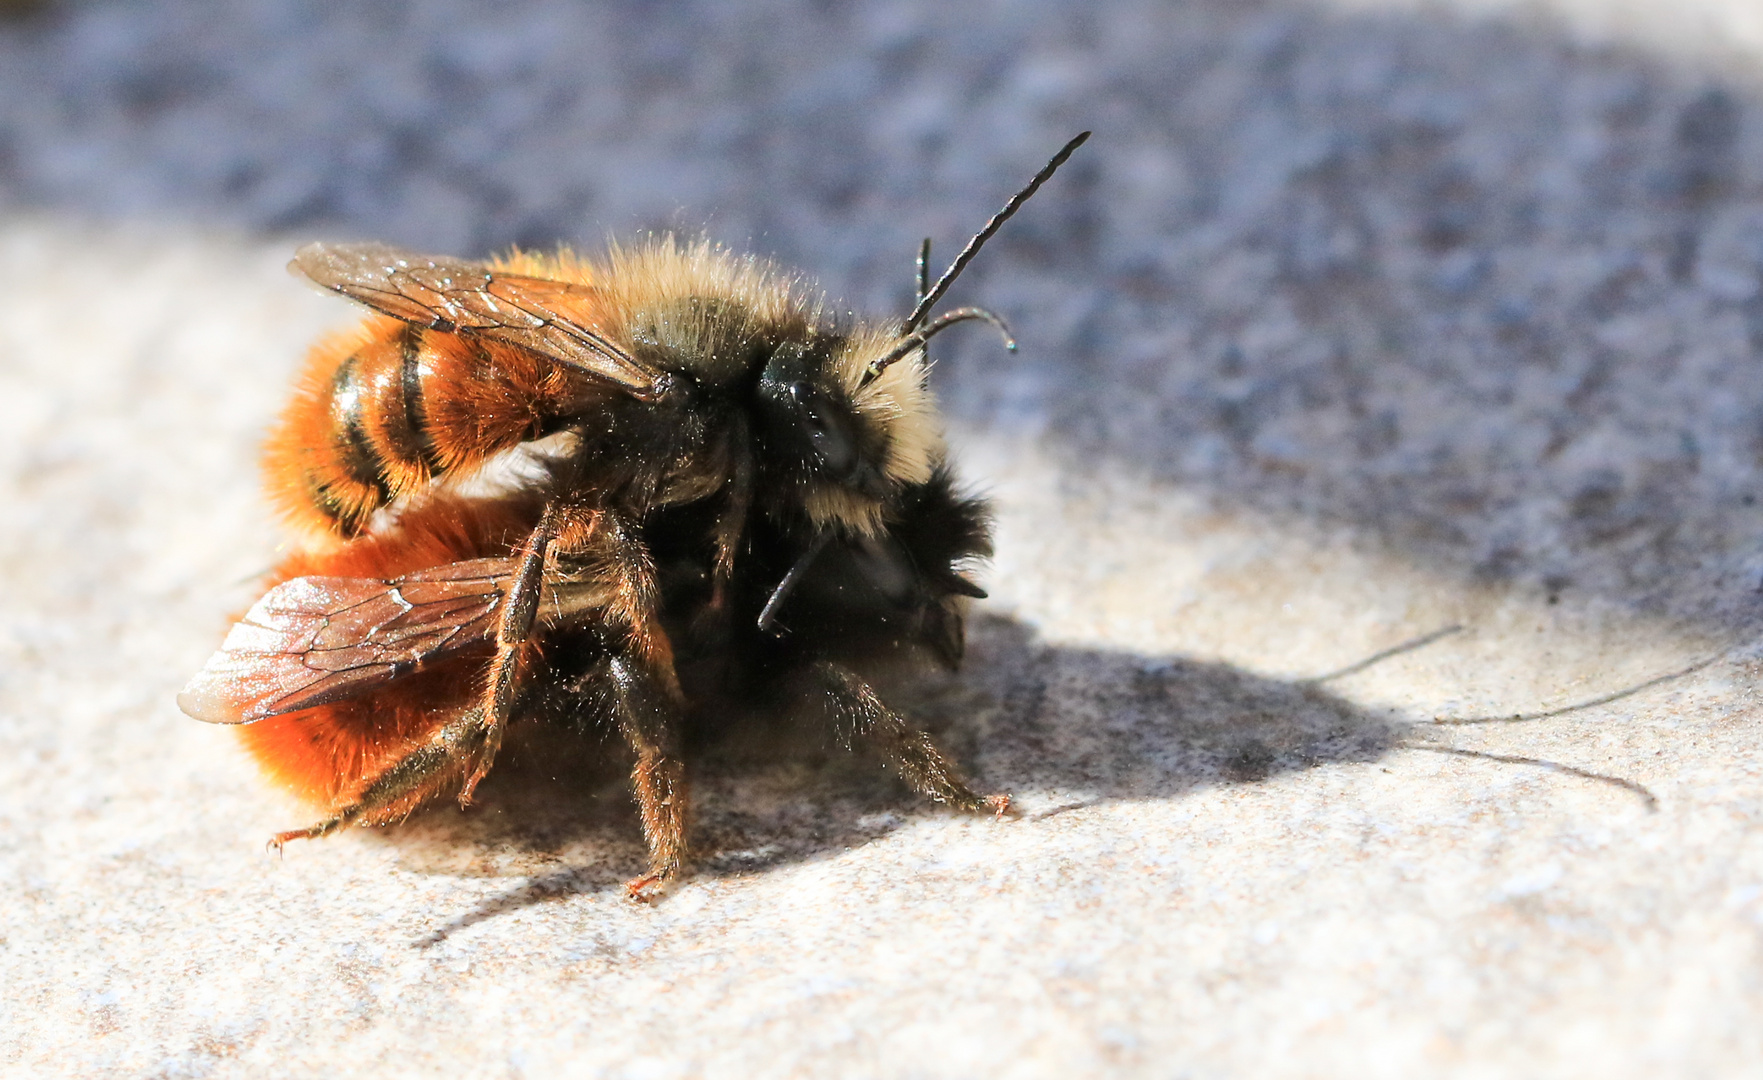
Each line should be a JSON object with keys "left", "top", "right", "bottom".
{"left": 801, "top": 395, "right": 856, "bottom": 476}
{"left": 758, "top": 347, "right": 863, "bottom": 480}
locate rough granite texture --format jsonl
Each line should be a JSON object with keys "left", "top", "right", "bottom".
{"left": 3, "top": 0, "right": 1763, "bottom": 1076}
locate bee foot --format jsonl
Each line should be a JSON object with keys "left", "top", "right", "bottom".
{"left": 984, "top": 793, "right": 1016, "bottom": 819}
{"left": 266, "top": 827, "right": 314, "bottom": 854}
{"left": 624, "top": 872, "right": 674, "bottom": 903}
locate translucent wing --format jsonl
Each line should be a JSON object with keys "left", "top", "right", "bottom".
{"left": 178, "top": 558, "right": 516, "bottom": 725}
{"left": 290, "top": 242, "right": 670, "bottom": 401}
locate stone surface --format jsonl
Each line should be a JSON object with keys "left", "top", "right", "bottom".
{"left": 2, "top": 1, "right": 1763, "bottom": 1076}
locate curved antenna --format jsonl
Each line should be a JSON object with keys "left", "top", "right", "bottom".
{"left": 756, "top": 531, "right": 834, "bottom": 632}
{"left": 904, "top": 130, "right": 1091, "bottom": 332}
{"left": 861, "top": 307, "right": 1016, "bottom": 386}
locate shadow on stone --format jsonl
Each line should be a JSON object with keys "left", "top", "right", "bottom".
{"left": 402, "top": 611, "right": 1410, "bottom": 945}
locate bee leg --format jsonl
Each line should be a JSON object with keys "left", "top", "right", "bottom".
{"left": 708, "top": 420, "right": 753, "bottom": 612}
{"left": 602, "top": 651, "right": 690, "bottom": 901}
{"left": 269, "top": 708, "right": 487, "bottom": 851}
{"left": 812, "top": 660, "right": 1013, "bottom": 817}
{"left": 567, "top": 509, "right": 693, "bottom": 898}
{"left": 459, "top": 503, "right": 560, "bottom": 804}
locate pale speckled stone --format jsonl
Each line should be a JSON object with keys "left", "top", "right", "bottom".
{"left": 3, "top": 2, "right": 1763, "bottom": 1077}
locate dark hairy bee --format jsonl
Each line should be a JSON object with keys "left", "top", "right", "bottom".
{"left": 179, "top": 133, "right": 1090, "bottom": 897}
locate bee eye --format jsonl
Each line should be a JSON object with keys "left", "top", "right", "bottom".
{"left": 758, "top": 353, "right": 861, "bottom": 480}
{"left": 802, "top": 399, "right": 856, "bottom": 476}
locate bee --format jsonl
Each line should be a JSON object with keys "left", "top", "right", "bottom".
{"left": 179, "top": 132, "right": 1090, "bottom": 897}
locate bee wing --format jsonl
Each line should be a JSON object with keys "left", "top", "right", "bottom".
{"left": 177, "top": 557, "right": 517, "bottom": 725}
{"left": 290, "top": 242, "right": 668, "bottom": 401}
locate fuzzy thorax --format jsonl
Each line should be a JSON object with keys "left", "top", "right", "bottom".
{"left": 494, "top": 236, "right": 947, "bottom": 537}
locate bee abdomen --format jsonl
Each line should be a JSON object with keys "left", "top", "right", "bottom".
{"left": 391, "top": 324, "right": 443, "bottom": 471}
{"left": 356, "top": 323, "right": 444, "bottom": 479}
{"left": 267, "top": 321, "right": 437, "bottom": 537}
{"left": 265, "top": 317, "right": 579, "bottom": 539}
{"left": 329, "top": 352, "right": 392, "bottom": 497}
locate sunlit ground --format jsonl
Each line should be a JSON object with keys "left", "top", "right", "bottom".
{"left": 4, "top": 0, "right": 1763, "bottom": 1075}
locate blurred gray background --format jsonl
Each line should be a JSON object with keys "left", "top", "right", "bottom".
{"left": 8, "top": 0, "right": 1763, "bottom": 627}
{"left": 4, "top": 1, "right": 1763, "bottom": 1077}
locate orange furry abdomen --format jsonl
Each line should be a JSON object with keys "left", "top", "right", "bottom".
{"left": 262, "top": 312, "right": 604, "bottom": 543}
{"left": 236, "top": 495, "right": 541, "bottom": 814}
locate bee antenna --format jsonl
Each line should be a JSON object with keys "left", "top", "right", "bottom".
{"left": 916, "top": 237, "right": 932, "bottom": 306}
{"left": 862, "top": 307, "right": 1016, "bottom": 385}
{"left": 903, "top": 130, "right": 1090, "bottom": 333}
{"left": 757, "top": 531, "right": 834, "bottom": 632}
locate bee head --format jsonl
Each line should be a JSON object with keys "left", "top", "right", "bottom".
{"left": 762, "top": 128, "right": 1090, "bottom": 523}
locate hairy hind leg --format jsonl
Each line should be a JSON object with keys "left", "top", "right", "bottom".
{"left": 601, "top": 652, "right": 689, "bottom": 899}
{"left": 269, "top": 707, "right": 487, "bottom": 851}
{"left": 811, "top": 660, "right": 1011, "bottom": 816}
{"left": 561, "top": 508, "right": 692, "bottom": 899}
{"left": 459, "top": 502, "right": 560, "bottom": 803}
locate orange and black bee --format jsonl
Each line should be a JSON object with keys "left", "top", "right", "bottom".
{"left": 180, "top": 132, "right": 1089, "bottom": 896}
